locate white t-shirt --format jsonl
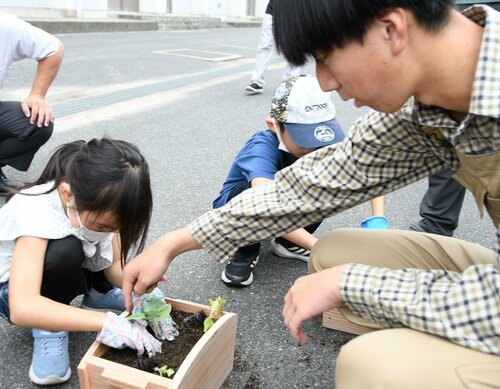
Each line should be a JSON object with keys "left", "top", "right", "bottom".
{"left": 0, "top": 11, "right": 61, "bottom": 89}
{"left": 0, "top": 182, "right": 114, "bottom": 283}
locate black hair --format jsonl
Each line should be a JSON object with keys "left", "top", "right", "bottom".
{"left": 273, "top": 0, "right": 455, "bottom": 66}
{"left": 18, "top": 138, "right": 152, "bottom": 268}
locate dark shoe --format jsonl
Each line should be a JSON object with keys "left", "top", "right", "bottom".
{"left": 408, "top": 220, "right": 430, "bottom": 233}
{"left": 221, "top": 249, "right": 259, "bottom": 286}
{"left": 0, "top": 167, "right": 21, "bottom": 196}
{"left": 271, "top": 238, "right": 310, "bottom": 262}
{"left": 409, "top": 219, "right": 455, "bottom": 237}
{"left": 245, "top": 83, "right": 263, "bottom": 94}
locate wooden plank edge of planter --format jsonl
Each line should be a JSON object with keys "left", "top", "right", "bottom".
{"left": 322, "top": 308, "right": 373, "bottom": 335}
{"left": 172, "top": 311, "right": 237, "bottom": 389}
{"left": 78, "top": 297, "right": 238, "bottom": 389}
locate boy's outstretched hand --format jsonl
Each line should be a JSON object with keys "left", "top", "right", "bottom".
{"left": 283, "top": 264, "right": 347, "bottom": 344}
{"left": 122, "top": 227, "right": 201, "bottom": 312}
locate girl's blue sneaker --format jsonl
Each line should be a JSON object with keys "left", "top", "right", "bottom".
{"left": 29, "top": 329, "right": 71, "bottom": 385}
{"left": 81, "top": 287, "right": 126, "bottom": 314}
{"left": 360, "top": 216, "right": 389, "bottom": 229}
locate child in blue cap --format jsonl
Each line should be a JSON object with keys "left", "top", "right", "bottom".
{"left": 214, "top": 75, "right": 388, "bottom": 286}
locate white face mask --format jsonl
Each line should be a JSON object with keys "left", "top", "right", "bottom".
{"left": 273, "top": 120, "right": 291, "bottom": 153}
{"left": 67, "top": 200, "right": 112, "bottom": 243}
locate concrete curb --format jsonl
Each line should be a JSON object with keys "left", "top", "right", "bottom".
{"left": 27, "top": 19, "right": 158, "bottom": 34}
{"left": 25, "top": 17, "right": 262, "bottom": 34}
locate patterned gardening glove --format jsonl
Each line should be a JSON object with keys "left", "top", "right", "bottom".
{"left": 97, "top": 312, "right": 162, "bottom": 357}
{"left": 360, "top": 216, "right": 389, "bottom": 229}
{"left": 131, "top": 287, "right": 179, "bottom": 341}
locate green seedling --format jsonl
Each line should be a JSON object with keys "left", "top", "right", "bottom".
{"left": 128, "top": 296, "right": 173, "bottom": 338}
{"left": 154, "top": 365, "right": 175, "bottom": 378}
{"left": 203, "top": 296, "right": 225, "bottom": 332}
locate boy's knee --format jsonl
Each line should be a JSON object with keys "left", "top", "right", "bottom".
{"left": 336, "top": 333, "right": 376, "bottom": 389}
{"left": 309, "top": 228, "right": 361, "bottom": 273}
{"left": 336, "top": 330, "right": 399, "bottom": 389}
{"left": 310, "top": 228, "right": 400, "bottom": 273}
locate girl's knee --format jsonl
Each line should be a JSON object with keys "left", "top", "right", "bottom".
{"left": 44, "top": 236, "right": 84, "bottom": 274}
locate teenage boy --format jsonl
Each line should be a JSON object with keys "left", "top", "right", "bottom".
{"left": 409, "top": 0, "right": 500, "bottom": 239}
{"left": 270, "top": 1, "right": 499, "bottom": 388}
{"left": 122, "top": 1, "right": 499, "bottom": 387}
{"left": 217, "top": 75, "right": 387, "bottom": 286}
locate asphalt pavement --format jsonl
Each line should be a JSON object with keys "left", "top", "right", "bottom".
{"left": 0, "top": 26, "right": 495, "bottom": 389}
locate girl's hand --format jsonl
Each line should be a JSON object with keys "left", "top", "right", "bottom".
{"left": 132, "top": 288, "right": 179, "bottom": 341}
{"left": 97, "top": 312, "right": 161, "bottom": 357}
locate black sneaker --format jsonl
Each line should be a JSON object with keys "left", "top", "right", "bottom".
{"left": 221, "top": 249, "right": 260, "bottom": 286}
{"left": 408, "top": 220, "right": 428, "bottom": 233}
{"left": 271, "top": 238, "right": 310, "bottom": 262}
{"left": 0, "top": 167, "right": 21, "bottom": 196}
{"left": 245, "top": 83, "right": 263, "bottom": 94}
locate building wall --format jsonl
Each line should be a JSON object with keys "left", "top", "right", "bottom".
{"left": 0, "top": 0, "right": 107, "bottom": 18}
{"left": 139, "top": 0, "right": 167, "bottom": 14}
{"left": 0, "top": 0, "right": 267, "bottom": 18}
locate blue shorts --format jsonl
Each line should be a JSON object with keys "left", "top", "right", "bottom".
{"left": 0, "top": 282, "right": 10, "bottom": 322}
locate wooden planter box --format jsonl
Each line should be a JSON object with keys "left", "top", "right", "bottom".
{"left": 78, "top": 298, "right": 238, "bottom": 389}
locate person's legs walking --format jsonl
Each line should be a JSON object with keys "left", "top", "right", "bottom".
{"left": 336, "top": 328, "right": 500, "bottom": 389}
{"left": 247, "top": 14, "right": 274, "bottom": 93}
{"left": 409, "top": 168, "right": 466, "bottom": 236}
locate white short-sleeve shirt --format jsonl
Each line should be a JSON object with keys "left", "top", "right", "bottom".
{"left": 0, "top": 11, "right": 61, "bottom": 89}
{"left": 0, "top": 182, "right": 114, "bottom": 283}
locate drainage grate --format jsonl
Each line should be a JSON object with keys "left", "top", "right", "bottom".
{"left": 52, "top": 57, "right": 283, "bottom": 118}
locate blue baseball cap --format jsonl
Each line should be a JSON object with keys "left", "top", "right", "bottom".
{"left": 270, "top": 75, "right": 345, "bottom": 148}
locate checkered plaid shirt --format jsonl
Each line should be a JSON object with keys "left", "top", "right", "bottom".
{"left": 189, "top": 5, "right": 500, "bottom": 354}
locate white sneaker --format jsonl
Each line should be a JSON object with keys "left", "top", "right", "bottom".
{"left": 271, "top": 239, "right": 310, "bottom": 262}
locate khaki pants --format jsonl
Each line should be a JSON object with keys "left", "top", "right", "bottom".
{"left": 309, "top": 229, "right": 499, "bottom": 388}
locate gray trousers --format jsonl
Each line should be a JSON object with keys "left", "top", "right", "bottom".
{"left": 250, "top": 13, "right": 302, "bottom": 87}
{"left": 416, "top": 168, "right": 466, "bottom": 236}
{"left": 0, "top": 101, "right": 53, "bottom": 171}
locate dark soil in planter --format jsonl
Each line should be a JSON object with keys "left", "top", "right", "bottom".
{"left": 101, "top": 309, "right": 206, "bottom": 378}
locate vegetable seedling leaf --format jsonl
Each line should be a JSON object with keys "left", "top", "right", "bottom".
{"left": 203, "top": 318, "right": 214, "bottom": 332}
{"left": 128, "top": 297, "right": 172, "bottom": 323}
{"left": 154, "top": 365, "right": 175, "bottom": 378}
{"left": 128, "top": 312, "right": 147, "bottom": 321}
{"left": 203, "top": 296, "right": 225, "bottom": 332}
